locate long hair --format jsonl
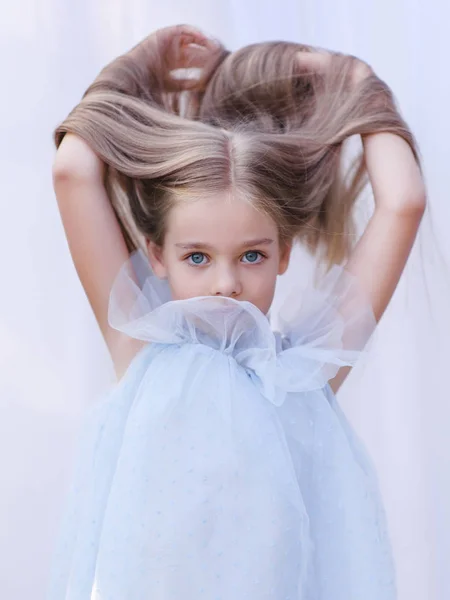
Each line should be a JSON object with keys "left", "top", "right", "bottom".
{"left": 54, "top": 27, "right": 419, "bottom": 264}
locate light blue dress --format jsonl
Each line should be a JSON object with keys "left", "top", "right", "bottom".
{"left": 48, "top": 251, "right": 396, "bottom": 599}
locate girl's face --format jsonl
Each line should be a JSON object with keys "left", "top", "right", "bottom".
{"left": 147, "top": 193, "right": 291, "bottom": 315}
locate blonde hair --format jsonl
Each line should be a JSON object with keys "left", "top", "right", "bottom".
{"left": 55, "top": 28, "right": 419, "bottom": 264}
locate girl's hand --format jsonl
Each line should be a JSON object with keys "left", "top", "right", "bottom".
{"left": 129, "top": 24, "right": 224, "bottom": 92}
{"left": 82, "top": 24, "right": 226, "bottom": 113}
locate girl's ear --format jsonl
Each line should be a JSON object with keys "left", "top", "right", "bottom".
{"left": 146, "top": 240, "right": 168, "bottom": 279}
{"left": 278, "top": 242, "right": 292, "bottom": 276}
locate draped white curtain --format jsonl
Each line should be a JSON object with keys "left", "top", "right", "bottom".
{"left": 1, "top": 2, "right": 448, "bottom": 599}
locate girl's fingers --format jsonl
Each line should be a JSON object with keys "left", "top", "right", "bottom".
{"left": 180, "top": 44, "right": 210, "bottom": 67}
{"left": 199, "top": 36, "right": 221, "bottom": 52}
{"left": 178, "top": 27, "right": 220, "bottom": 52}
{"left": 179, "top": 39, "right": 222, "bottom": 69}
{"left": 176, "top": 25, "right": 212, "bottom": 48}
{"left": 165, "top": 75, "right": 203, "bottom": 92}
{"left": 161, "top": 25, "right": 222, "bottom": 82}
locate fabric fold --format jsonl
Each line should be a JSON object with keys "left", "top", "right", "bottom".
{"left": 108, "top": 250, "right": 376, "bottom": 404}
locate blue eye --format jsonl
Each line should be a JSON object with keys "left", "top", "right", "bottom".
{"left": 242, "top": 251, "right": 263, "bottom": 264}
{"left": 188, "top": 252, "right": 207, "bottom": 265}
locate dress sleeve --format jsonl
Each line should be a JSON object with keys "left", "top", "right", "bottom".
{"left": 275, "top": 265, "right": 377, "bottom": 393}
{"left": 107, "top": 249, "right": 172, "bottom": 340}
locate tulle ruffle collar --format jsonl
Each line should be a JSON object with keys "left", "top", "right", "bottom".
{"left": 108, "top": 250, "right": 375, "bottom": 404}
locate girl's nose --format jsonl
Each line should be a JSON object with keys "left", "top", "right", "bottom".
{"left": 211, "top": 267, "right": 242, "bottom": 298}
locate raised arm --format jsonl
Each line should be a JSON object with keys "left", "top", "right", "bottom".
{"left": 52, "top": 134, "right": 136, "bottom": 374}
{"left": 329, "top": 131, "right": 425, "bottom": 392}
{"left": 330, "top": 95, "right": 425, "bottom": 392}
{"left": 301, "top": 56, "right": 427, "bottom": 391}
{"left": 345, "top": 131, "right": 426, "bottom": 320}
{"left": 339, "top": 62, "right": 426, "bottom": 318}
{"left": 53, "top": 26, "right": 225, "bottom": 377}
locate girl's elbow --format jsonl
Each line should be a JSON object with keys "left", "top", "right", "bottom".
{"left": 389, "top": 187, "right": 427, "bottom": 219}
{"left": 403, "top": 189, "right": 427, "bottom": 217}
{"left": 52, "top": 134, "right": 105, "bottom": 183}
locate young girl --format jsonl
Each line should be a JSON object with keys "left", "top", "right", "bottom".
{"left": 49, "top": 25, "right": 425, "bottom": 600}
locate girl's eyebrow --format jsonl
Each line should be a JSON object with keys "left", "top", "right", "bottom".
{"left": 175, "top": 238, "right": 275, "bottom": 250}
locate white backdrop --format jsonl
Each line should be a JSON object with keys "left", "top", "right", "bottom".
{"left": 1, "top": 2, "right": 449, "bottom": 599}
